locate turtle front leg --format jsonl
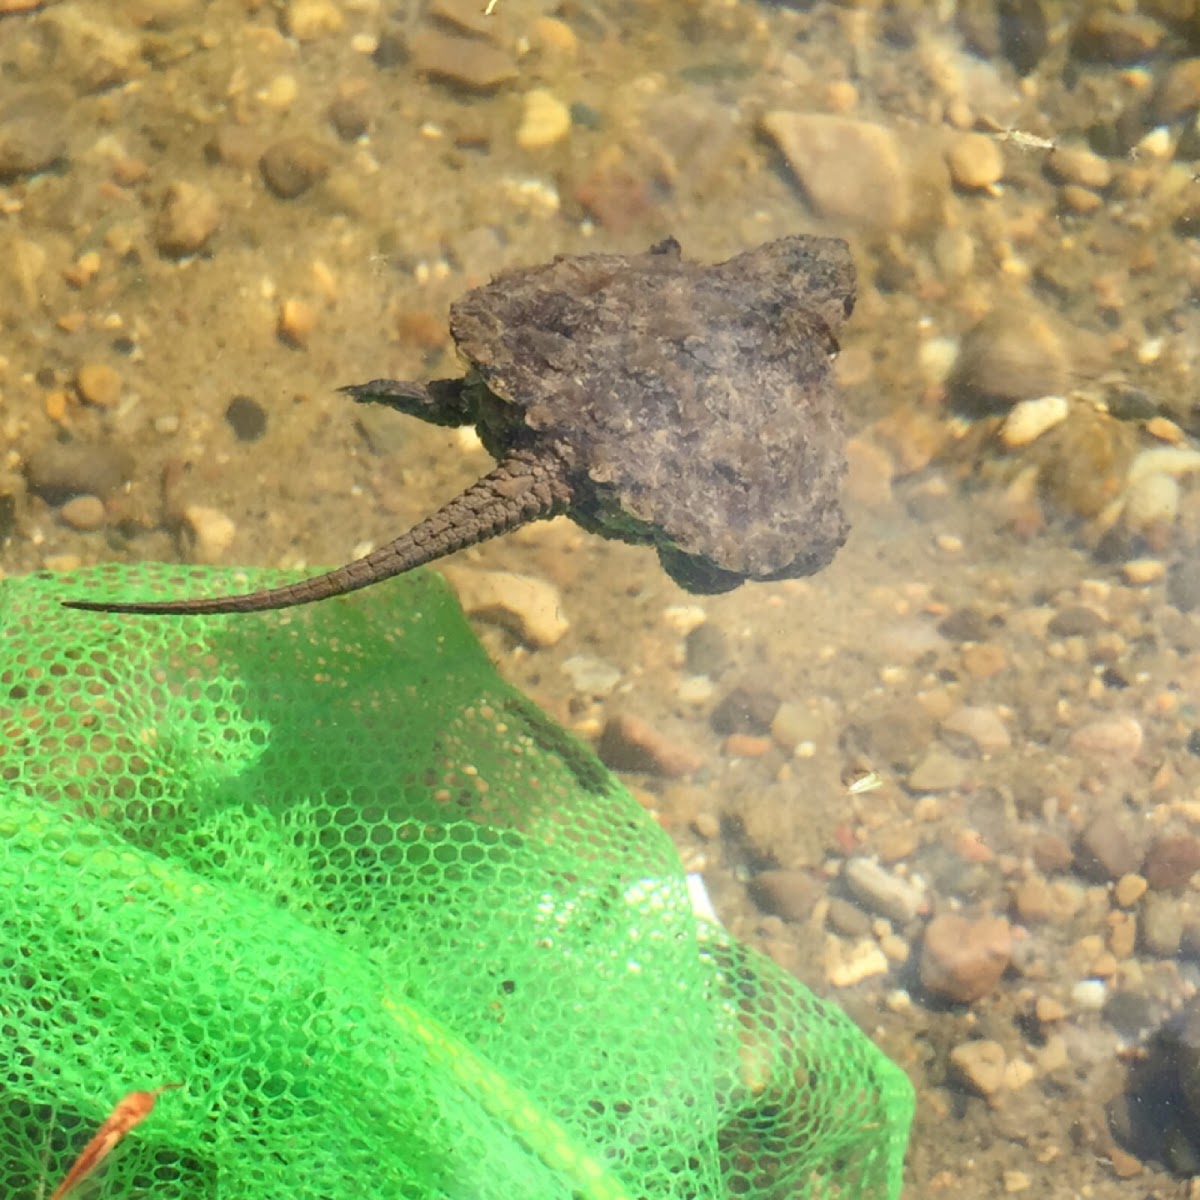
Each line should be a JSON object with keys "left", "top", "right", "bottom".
{"left": 341, "top": 377, "right": 474, "bottom": 427}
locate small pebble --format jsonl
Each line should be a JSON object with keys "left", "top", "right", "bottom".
{"left": 277, "top": 298, "right": 318, "bottom": 347}
{"left": 920, "top": 913, "right": 1012, "bottom": 1003}
{"left": 441, "top": 566, "right": 568, "bottom": 648}
{"left": 749, "top": 868, "right": 820, "bottom": 922}
{"left": 1073, "top": 10, "right": 1165, "bottom": 64}
{"left": 225, "top": 395, "right": 267, "bottom": 442}
{"left": 1069, "top": 716, "right": 1144, "bottom": 761}
{"left": 597, "top": 713, "right": 703, "bottom": 778}
{"left": 408, "top": 28, "right": 518, "bottom": 91}
{"left": 1121, "top": 559, "right": 1164, "bottom": 586}
{"left": 710, "top": 687, "right": 779, "bottom": 736}
{"left": 155, "top": 181, "right": 221, "bottom": 258}
{"left": 1071, "top": 978, "right": 1107, "bottom": 1010}
{"left": 823, "top": 936, "right": 890, "bottom": 987}
{"left": 1000, "top": 394, "right": 1068, "bottom": 448}
{"left": 759, "top": 111, "right": 930, "bottom": 232}
{"left": 517, "top": 89, "right": 571, "bottom": 150}
{"left": 284, "top": 0, "right": 344, "bottom": 40}
{"left": 1152, "top": 57, "right": 1200, "bottom": 125}
{"left": 0, "top": 97, "right": 67, "bottom": 179}
{"left": 329, "top": 80, "right": 374, "bottom": 141}
{"left": 1047, "top": 604, "right": 1105, "bottom": 638}
{"left": 940, "top": 705, "right": 1011, "bottom": 756}
{"left": 676, "top": 676, "right": 715, "bottom": 705}
{"left": 1115, "top": 873, "right": 1148, "bottom": 907}
{"left": 684, "top": 621, "right": 727, "bottom": 677}
{"left": 906, "top": 749, "right": 966, "bottom": 792}
{"left": 560, "top": 655, "right": 621, "bottom": 697}
{"left": 25, "top": 441, "right": 134, "bottom": 502}
{"left": 58, "top": 493, "right": 105, "bottom": 531}
{"left": 260, "top": 137, "right": 329, "bottom": 199}
{"left": 1144, "top": 835, "right": 1200, "bottom": 891}
{"left": 1141, "top": 893, "right": 1184, "bottom": 958}
{"left": 1036, "top": 996, "right": 1067, "bottom": 1023}
{"left": 1045, "top": 145, "right": 1113, "bottom": 191}
{"left": 1075, "top": 811, "right": 1145, "bottom": 882}
{"left": 950, "top": 1039, "right": 1006, "bottom": 1096}
{"left": 75, "top": 362, "right": 122, "bottom": 408}
{"left": 843, "top": 857, "right": 924, "bottom": 923}
{"left": 722, "top": 733, "right": 772, "bottom": 758}
{"left": 183, "top": 504, "right": 237, "bottom": 563}
{"left": 950, "top": 308, "right": 1070, "bottom": 411}
{"left": 945, "top": 132, "right": 1004, "bottom": 190}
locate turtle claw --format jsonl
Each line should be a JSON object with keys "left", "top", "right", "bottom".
{"left": 341, "top": 378, "right": 472, "bottom": 426}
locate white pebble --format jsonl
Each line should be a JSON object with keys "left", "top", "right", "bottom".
{"left": 561, "top": 654, "right": 621, "bottom": 696}
{"left": 677, "top": 676, "right": 716, "bottom": 705}
{"left": 1071, "top": 979, "right": 1107, "bottom": 1010}
{"left": 1000, "top": 394, "right": 1068, "bottom": 448}
{"left": 183, "top": 504, "right": 237, "bottom": 563}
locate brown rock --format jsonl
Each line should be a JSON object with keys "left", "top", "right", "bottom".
{"left": 1153, "top": 58, "right": 1200, "bottom": 124}
{"left": 950, "top": 307, "right": 1070, "bottom": 412}
{"left": 1075, "top": 811, "right": 1145, "bottom": 882}
{"left": 597, "top": 714, "right": 702, "bottom": 778}
{"left": 749, "top": 869, "right": 820, "bottom": 922}
{"left": 155, "top": 181, "right": 220, "bottom": 257}
{"left": 760, "top": 111, "right": 946, "bottom": 232}
{"left": 408, "top": 28, "right": 518, "bottom": 90}
{"left": 1144, "top": 835, "right": 1200, "bottom": 891}
{"left": 920, "top": 913, "right": 1012, "bottom": 1003}
{"left": 1068, "top": 716, "right": 1144, "bottom": 761}
{"left": 260, "top": 137, "right": 329, "bottom": 199}
{"left": 58, "top": 493, "right": 106, "bottom": 531}
{"left": 75, "top": 363, "right": 121, "bottom": 407}
{"left": 945, "top": 132, "right": 1004, "bottom": 190}
{"left": 24, "top": 441, "right": 134, "bottom": 503}
{"left": 1073, "top": 10, "right": 1165, "bottom": 64}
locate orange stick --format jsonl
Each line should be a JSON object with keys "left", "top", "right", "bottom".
{"left": 49, "top": 1082, "right": 183, "bottom": 1200}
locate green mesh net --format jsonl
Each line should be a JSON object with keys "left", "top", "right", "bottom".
{"left": 0, "top": 562, "right": 912, "bottom": 1200}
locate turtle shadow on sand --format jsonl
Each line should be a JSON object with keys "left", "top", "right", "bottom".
{"left": 65, "top": 235, "right": 855, "bottom": 616}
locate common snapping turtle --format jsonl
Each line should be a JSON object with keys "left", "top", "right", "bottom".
{"left": 65, "top": 235, "right": 854, "bottom": 616}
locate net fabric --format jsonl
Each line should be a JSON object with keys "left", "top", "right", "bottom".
{"left": 0, "top": 563, "right": 912, "bottom": 1200}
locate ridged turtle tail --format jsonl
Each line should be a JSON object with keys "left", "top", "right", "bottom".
{"left": 61, "top": 450, "right": 571, "bottom": 616}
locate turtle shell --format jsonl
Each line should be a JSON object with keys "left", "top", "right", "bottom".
{"left": 448, "top": 235, "right": 855, "bottom": 589}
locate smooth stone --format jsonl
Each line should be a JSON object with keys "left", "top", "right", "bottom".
{"left": 1153, "top": 57, "right": 1200, "bottom": 124}
{"left": 843, "top": 857, "right": 924, "bottom": 923}
{"left": 1075, "top": 811, "right": 1145, "bottom": 882}
{"left": 58, "top": 493, "right": 106, "bottom": 531}
{"left": 517, "top": 88, "right": 571, "bottom": 150}
{"left": 440, "top": 565, "right": 568, "bottom": 648}
{"left": 24, "top": 441, "right": 135, "bottom": 503}
{"left": 950, "top": 308, "right": 1070, "bottom": 411}
{"left": 945, "top": 132, "right": 1004, "bottom": 190}
{"left": 0, "top": 93, "right": 67, "bottom": 179}
{"left": 950, "top": 1039, "right": 1007, "bottom": 1095}
{"left": 760, "top": 110, "right": 944, "bottom": 232}
{"left": 597, "top": 713, "right": 702, "bottom": 778}
{"left": 182, "top": 504, "right": 237, "bottom": 563}
{"left": 408, "top": 27, "right": 518, "bottom": 90}
{"left": 155, "top": 181, "right": 221, "bottom": 257}
{"left": 907, "top": 749, "right": 967, "bottom": 792}
{"left": 940, "top": 705, "right": 1011, "bottom": 756}
{"left": 920, "top": 913, "right": 1012, "bottom": 1003}
{"left": 260, "top": 137, "right": 329, "bottom": 199}
{"left": 749, "top": 868, "right": 821, "bottom": 922}
{"left": 1069, "top": 716, "right": 1144, "bottom": 761}
{"left": 75, "top": 362, "right": 122, "bottom": 408}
